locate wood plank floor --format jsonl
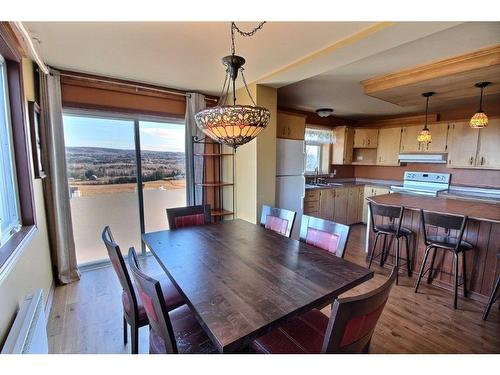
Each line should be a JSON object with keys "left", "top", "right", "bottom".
{"left": 46, "top": 224, "right": 500, "bottom": 354}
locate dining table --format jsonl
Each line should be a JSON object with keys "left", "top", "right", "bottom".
{"left": 143, "top": 219, "right": 374, "bottom": 353}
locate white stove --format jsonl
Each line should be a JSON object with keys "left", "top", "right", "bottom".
{"left": 390, "top": 171, "right": 450, "bottom": 197}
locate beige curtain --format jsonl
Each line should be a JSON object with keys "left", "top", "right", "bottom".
{"left": 39, "top": 69, "right": 80, "bottom": 284}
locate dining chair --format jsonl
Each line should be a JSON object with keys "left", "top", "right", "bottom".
{"left": 260, "top": 205, "right": 296, "bottom": 238}
{"left": 299, "top": 214, "right": 350, "bottom": 258}
{"left": 251, "top": 267, "right": 397, "bottom": 354}
{"left": 102, "top": 226, "right": 184, "bottom": 354}
{"left": 414, "top": 210, "right": 473, "bottom": 309}
{"left": 166, "top": 204, "right": 211, "bottom": 229}
{"left": 127, "top": 247, "right": 217, "bottom": 354}
{"left": 368, "top": 202, "right": 413, "bottom": 285}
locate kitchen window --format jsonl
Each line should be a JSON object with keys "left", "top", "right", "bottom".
{"left": 305, "top": 128, "right": 334, "bottom": 174}
{"left": 0, "top": 53, "right": 21, "bottom": 246}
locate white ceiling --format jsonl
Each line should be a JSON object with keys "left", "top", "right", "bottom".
{"left": 23, "top": 21, "right": 375, "bottom": 94}
{"left": 277, "top": 22, "right": 500, "bottom": 119}
{"left": 23, "top": 21, "right": 500, "bottom": 118}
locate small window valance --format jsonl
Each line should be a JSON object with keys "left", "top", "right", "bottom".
{"left": 305, "top": 128, "right": 335, "bottom": 145}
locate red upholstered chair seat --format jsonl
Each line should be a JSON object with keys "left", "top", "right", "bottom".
{"left": 251, "top": 309, "right": 329, "bottom": 354}
{"left": 305, "top": 228, "right": 340, "bottom": 255}
{"left": 122, "top": 274, "right": 184, "bottom": 323}
{"left": 149, "top": 305, "right": 218, "bottom": 354}
{"left": 265, "top": 215, "right": 289, "bottom": 236}
{"left": 174, "top": 213, "right": 207, "bottom": 229}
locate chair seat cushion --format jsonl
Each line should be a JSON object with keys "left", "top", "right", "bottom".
{"left": 149, "top": 305, "right": 218, "bottom": 354}
{"left": 122, "top": 274, "right": 184, "bottom": 323}
{"left": 251, "top": 309, "right": 329, "bottom": 354}
{"left": 374, "top": 224, "right": 412, "bottom": 237}
{"left": 427, "top": 235, "right": 473, "bottom": 251}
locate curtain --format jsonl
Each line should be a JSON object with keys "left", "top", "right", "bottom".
{"left": 185, "top": 93, "right": 206, "bottom": 206}
{"left": 39, "top": 70, "right": 80, "bottom": 284}
{"left": 305, "top": 128, "right": 335, "bottom": 145}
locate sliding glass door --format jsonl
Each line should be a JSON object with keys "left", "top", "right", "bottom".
{"left": 63, "top": 113, "right": 186, "bottom": 265}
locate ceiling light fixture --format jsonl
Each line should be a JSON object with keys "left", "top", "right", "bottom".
{"left": 417, "top": 92, "right": 434, "bottom": 145}
{"left": 315, "top": 108, "right": 334, "bottom": 118}
{"left": 470, "top": 82, "right": 490, "bottom": 129}
{"left": 195, "top": 22, "right": 270, "bottom": 149}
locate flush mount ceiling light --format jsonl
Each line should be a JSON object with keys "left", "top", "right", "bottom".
{"left": 195, "top": 22, "right": 270, "bottom": 149}
{"left": 417, "top": 92, "right": 434, "bottom": 145}
{"left": 315, "top": 108, "right": 334, "bottom": 117}
{"left": 470, "top": 82, "right": 490, "bottom": 129}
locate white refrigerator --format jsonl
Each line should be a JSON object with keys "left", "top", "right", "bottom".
{"left": 276, "top": 139, "right": 306, "bottom": 240}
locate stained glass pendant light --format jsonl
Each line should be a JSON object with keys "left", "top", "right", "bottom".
{"left": 417, "top": 92, "right": 434, "bottom": 145}
{"left": 195, "top": 22, "right": 270, "bottom": 149}
{"left": 470, "top": 82, "right": 490, "bottom": 129}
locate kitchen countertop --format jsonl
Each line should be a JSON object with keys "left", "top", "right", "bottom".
{"left": 367, "top": 193, "right": 500, "bottom": 223}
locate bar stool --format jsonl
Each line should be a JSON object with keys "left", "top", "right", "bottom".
{"left": 414, "top": 210, "right": 472, "bottom": 309}
{"left": 368, "top": 202, "right": 413, "bottom": 285}
{"left": 483, "top": 253, "right": 500, "bottom": 320}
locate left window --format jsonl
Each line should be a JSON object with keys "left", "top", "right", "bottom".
{"left": 0, "top": 53, "right": 21, "bottom": 246}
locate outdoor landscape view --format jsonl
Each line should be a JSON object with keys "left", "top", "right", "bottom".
{"left": 63, "top": 115, "right": 186, "bottom": 264}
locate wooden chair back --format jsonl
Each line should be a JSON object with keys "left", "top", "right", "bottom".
{"left": 166, "top": 204, "right": 211, "bottom": 229}
{"left": 321, "top": 267, "right": 397, "bottom": 353}
{"left": 299, "top": 215, "right": 350, "bottom": 258}
{"left": 127, "top": 247, "right": 178, "bottom": 354}
{"left": 101, "top": 226, "right": 138, "bottom": 320}
{"left": 259, "top": 205, "right": 296, "bottom": 238}
{"left": 420, "top": 210, "right": 468, "bottom": 250}
{"left": 369, "top": 202, "right": 404, "bottom": 235}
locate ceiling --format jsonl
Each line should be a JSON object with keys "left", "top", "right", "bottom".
{"left": 277, "top": 22, "right": 500, "bottom": 119}
{"left": 23, "top": 21, "right": 500, "bottom": 119}
{"left": 23, "top": 21, "right": 376, "bottom": 94}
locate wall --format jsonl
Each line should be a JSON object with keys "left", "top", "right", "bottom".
{"left": 0, "top": 59, "right": 54, "bottom": 346}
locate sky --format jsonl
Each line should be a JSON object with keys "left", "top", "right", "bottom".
{"left": 63, "top": 115, "right": 185, "bottom": 152}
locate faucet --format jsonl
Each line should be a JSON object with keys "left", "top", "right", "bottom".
{"left": 314, "top": 167, "right": 319, "bottom": 184}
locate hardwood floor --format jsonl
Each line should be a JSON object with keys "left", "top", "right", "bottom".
{"left": 46, "top": 224, "right": 500, "bottom": 354}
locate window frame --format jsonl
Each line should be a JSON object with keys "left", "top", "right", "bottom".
{"left": 0, "top": 23, "right": 37, "bottom": 276}
{"left": 305, "top": 143, "right": 322, "bottom": 174}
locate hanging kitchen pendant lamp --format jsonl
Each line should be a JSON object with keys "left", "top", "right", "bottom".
{"left": 195, "top": 22, "right": 270, "bottom": 149}
{"left": 470, "top": 82, "right": 490, "bottom": 129}
{"left": 417, "top": 92, "right": 434, "bottom": 145}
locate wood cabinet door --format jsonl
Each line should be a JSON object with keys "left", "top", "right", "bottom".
{"left": 331, "top": 126, "right": 354, "bottom": 165}
{"left": 353, "top": 129, "right": 367, "bottom": 148}
{"left": 425, "top": 122, "right": 449, "bottom": 153}
{"left": 346, "top": 186, "right": 363, "bottom": 225}
{"left": 400, "top": 125, "right": 423, "bottom": 153}
{"left": 362, "top": 186, "right": 374, "bottom": 224}
{"left": 476, "top": 118, "right": 500, "bottom": 169}
{"left": 377, "top": 127, "right": 401, "bottom": 165}
{"left": 365, "top": 129, "right": 379, "bottom": 148}
{"left": 319, "top": 189, "right": 335, "bottom": 221}
{"left": 447, "top": 121, "right": 480, "bottom": 168}
{"left": 277, "top": 112, "right": 305, "bottom": 140}
{"left": 333, "top": 188, "right": 348, "bottom": 224}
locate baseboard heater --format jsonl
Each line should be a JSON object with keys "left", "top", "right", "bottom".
{"left": 1, "top": 289, "right": 49, "bottom": 354}
{"left": 398, "top": 153, "right": 447, "bottom": 164}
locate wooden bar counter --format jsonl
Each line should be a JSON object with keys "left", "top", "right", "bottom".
{"left": 366, "top": 193, "right": 500, "bottom": 302}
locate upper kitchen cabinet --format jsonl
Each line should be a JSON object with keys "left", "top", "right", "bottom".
{"left": 331, "top": 126, "right": 354, "bottom": 165}
{"left": 353, "top": 128, "right": 378, "bottom": 148}
{"left": 400, "top": 122, "right": 448, "bottom": 153}
{"left": 447, "top": 121, "right": 480, "bottom": 168}
{"left": 277, "top": 111, "right": 306, "bottom": 140}
{"left": 400, "top": 125, "right": 423, "bottom": 152}
{"left": 425, "top": 123, "right": 449, "bottom": 153}
{"left": 476, "top": 118, "right": 500, "bottom": 169}
{"left": 376, "top": 127, "right": 402, "bottom": 166}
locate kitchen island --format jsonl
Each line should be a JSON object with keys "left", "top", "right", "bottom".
{"left": 366, "top": 193, "right": 500, "bottom": 302}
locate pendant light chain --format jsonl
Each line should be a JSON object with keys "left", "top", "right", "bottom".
{"left": 230, "top": 22, "right": 267, "bottom": 56}
{"left": 424, "top": 95, "right": 429, "bottom": 130}
{"left": 479, "top": 85, "right": 484, "bottom": 111}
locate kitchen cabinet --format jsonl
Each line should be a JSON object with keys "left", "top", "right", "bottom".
{"left": 476, "top": 118, "right": 500, "bottom": 169}
{"left": 353, "top": 128, "right": 378, "bottom": 148}
{"left": 376, "top": 127, "right": 402, "bottom": 166}
{"left": 362, "top": 185, "right": 390, "bottom": 224}
{"left": 331, "top": 126, "right": 354, "bottom": 165}
{"left": 447, "top": 121, "right": 480, "bottom": 168}
{"left": 333, "top": 188, "right": 348, "bottom": 224}
{"left": 400, "top": 122, "right": 448, "bottom": 153}
{"left": 277, "top": 111, "right": 306, "bottom": 140}
{"left": 347, "top": 186, "right": 364, "bottom": 225}
{"left": 303, "top": 189, "right": 320, "bottom": 216}
{"left": 400, "top": 125, "right": 423, "bottom": 153}
{"left": 319, "top": 189, "right": 335, "bottom": 220}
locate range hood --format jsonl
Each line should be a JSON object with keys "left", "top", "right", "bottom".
{"left": 398, "top": 153, "right": 447, "bottom": 164}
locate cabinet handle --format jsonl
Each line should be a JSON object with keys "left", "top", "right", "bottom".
{"left": 469, "top": 156, "right": 474, "bottom": 165}
{"left": 426, "top": 143, "right": 429, "bottom": 151}
{"left": 480, "top": 156, "right": 485, "bottom": 166}
{"left": 367, "top": 139, "right": 370, "bottom": 146}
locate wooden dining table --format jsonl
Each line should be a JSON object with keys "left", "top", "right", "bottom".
{"left": 143, "top": 219, "right": 373, "bottom": 353}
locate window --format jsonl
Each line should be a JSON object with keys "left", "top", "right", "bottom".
{"left": 0, "top": 54, "right": 21, "bottom": 246}
{"left": 305, "top": 144, "right": 321, "bottom": 173}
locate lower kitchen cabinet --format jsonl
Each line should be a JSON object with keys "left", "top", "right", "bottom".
{"left": 347, "top": 186, "right": 364, "bottom": 225}
{"left": 362, "top": 185, "right": 390, "bottom": 224}
{"left": 333, "top": 188, "right": 349, "bottom": 224}
{"left": 319, "top": 189, "right": 335, "bottom": 220}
